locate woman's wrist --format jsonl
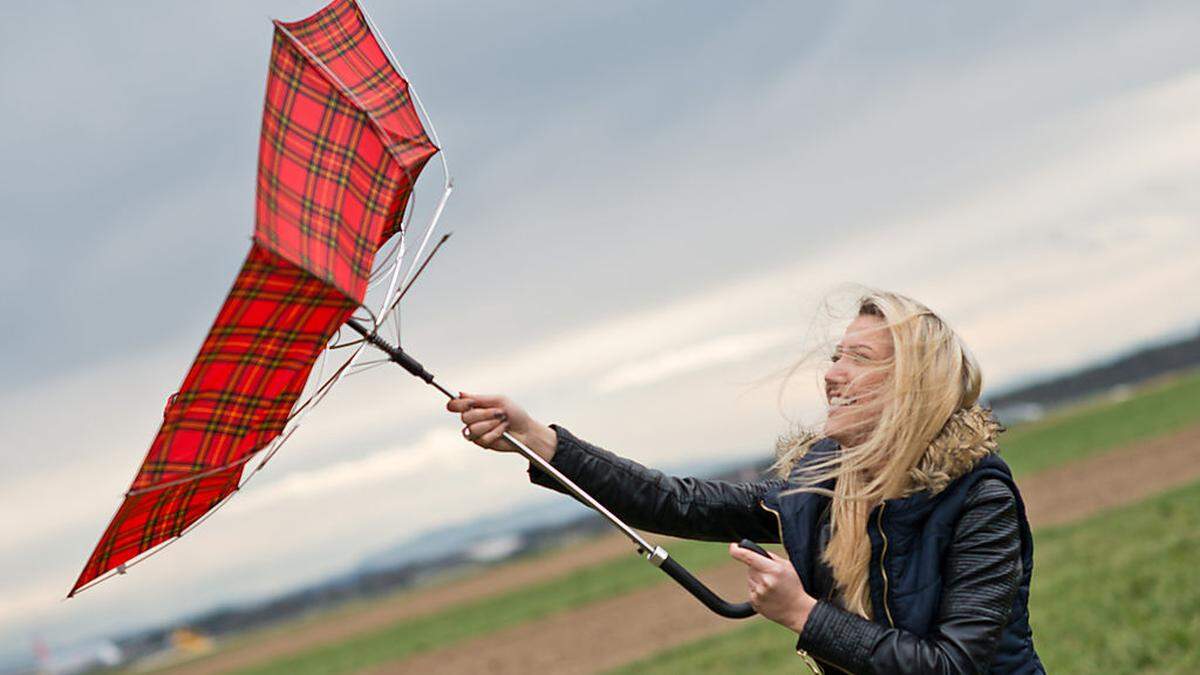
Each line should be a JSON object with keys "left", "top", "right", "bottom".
{"left": 520, "top": 422, "right": 557, "bottom": 462}
{"left": 785, "top": 599, "right": 816, "bottom": 635}
{"left": 782, "top": 595, "right": 820, "bottom": 634}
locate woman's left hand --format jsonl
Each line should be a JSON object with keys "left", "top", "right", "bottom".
{"left": 729, "top": 543, "right": 817, "bottom": 634}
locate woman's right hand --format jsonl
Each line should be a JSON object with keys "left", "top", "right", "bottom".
{"left": 446, "top": 392, "right": 557, "bottom": 462}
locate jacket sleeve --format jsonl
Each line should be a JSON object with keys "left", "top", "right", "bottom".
{"left": 526, "top": 424, "right": 784, "bottom": 543}
{"left": 796, "top": 478, "right": 1022, "bottom": 674}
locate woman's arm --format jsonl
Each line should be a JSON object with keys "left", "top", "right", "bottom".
{"left": 528, "top": 424, "right": 785, "bottom": 542}
{"left": 796, "top": 478, "right": 1022, "bottom": 674}
{"left": 448, "top": 392, "right": 783, "bottom": 542}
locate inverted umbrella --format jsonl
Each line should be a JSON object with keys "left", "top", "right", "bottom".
{"left": 69, "top": 0, "right": 439, "bottom": 595}
{"left": 72, "top": 0, "right": 768, "bottom": 618}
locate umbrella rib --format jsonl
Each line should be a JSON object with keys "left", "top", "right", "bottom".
{"left": 391, "top": 184, "right": 452, "bottom": 314}
{"left": 386, "top": 232, "right": 452, "bottom": 317}
{"left": 358, "top": 0, "right": 450, "bottom": 178}
{"left": 125, "top": 454, "right": 257, "bottom": 497}
{"left": 69, "top": 488, "right": 242, "bottom": 598}
{"left": 249, "top": 425, "right": 298, "bottom": 475}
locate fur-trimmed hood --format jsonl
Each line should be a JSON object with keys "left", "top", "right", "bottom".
{"left": 775, "top": 403, "right": 1005, "bottom": 497}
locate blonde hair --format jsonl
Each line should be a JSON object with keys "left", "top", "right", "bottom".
{"left": 776, "top": 289, "right": 983, "bottom": 618}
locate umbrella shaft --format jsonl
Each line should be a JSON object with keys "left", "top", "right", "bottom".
{"left": 344, "top": 318, "right": 656, "bottom": 555}
{"left": 344, "top": 319, "right": 454, "bottom": 398}
{"left": 498, "top": 430, "right": 656, "bottom": 554}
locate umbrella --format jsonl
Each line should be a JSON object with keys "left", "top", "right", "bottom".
{"left": 71, "top": 0, "right": 767, "bottom": 619}
{"left": 69, "top": 0, "right": 442, "bottom": 595}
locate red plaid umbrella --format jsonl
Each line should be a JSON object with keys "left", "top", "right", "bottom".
{"left": 72, "top": 0, "right": 768, "bottom": 621}
{"left": 70, "top": 0, "right": 440, "bottom": 596}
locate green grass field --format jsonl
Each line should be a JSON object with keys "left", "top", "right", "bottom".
{"left": 998, "top": 369, "right": 1200, "bottom": 477}
{"left": 206, "top": 369, "right": 1200, "bottom": 674}
{"left": 610, "top": 476, "right": 1200, "bottom": 674}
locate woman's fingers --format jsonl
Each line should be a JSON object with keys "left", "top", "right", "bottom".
{"left": 461, "top": 407, "right": 506, "bottom": 425}
{"left": 476, "top": 419, "right": 511, "bottom": 450}
{"left": 465, "top": 414, "right": 506, "bottom": 438}
{"left": 448, "top": 394, "right": 510, "bottom": 421}
{"left": 728, "top": 543, "right": 777, "bottom": 571}
{"left": 446, "top": 397, "right": 474, "bottom": 413}
{"left": 459, "top": 391, "right": 505, "bottom": 406}
{"left": 448, "top": 392, "right": 546, "bottom": 457}
{"left": 456, "top": 392, "right": 509, "bottom": 414}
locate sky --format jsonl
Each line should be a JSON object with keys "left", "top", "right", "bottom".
{"left": 2, "top": 0, "right": 1200, "bottom": 664}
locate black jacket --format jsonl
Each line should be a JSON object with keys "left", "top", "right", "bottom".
{"left": 529, "top": 425, "right": 1044, "bottom": 674}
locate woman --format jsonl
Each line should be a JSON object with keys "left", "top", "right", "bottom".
{"left": 448, "top": 290, "right": 1044, "bottom": 674}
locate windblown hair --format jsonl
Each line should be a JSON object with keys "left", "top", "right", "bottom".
{"left": 774, "top": 289, "right": 986, "bottom": 618}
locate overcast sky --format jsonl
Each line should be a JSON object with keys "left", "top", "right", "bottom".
{"left": 2, "top": 0, "right": 1200, "bottom": 664}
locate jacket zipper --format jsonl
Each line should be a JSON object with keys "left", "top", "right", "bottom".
{"left": 760, "top": 500, "right": 831, "bottom": 675}
{"left": 760, "top": 499, "right": 786, "bottom": 544}
{"left": 818, "top": 501, "right": 835, "bottom": 602}
{"left": 877, "top": 503, "right": 896, "bottom": 628}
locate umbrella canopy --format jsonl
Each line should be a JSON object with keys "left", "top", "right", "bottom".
{"left": 70, "top": 0, "right": 438, "bottom": 596}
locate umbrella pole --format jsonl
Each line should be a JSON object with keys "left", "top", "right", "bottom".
{"left": 344, "top": 318, "right": 767, "bottom": 619}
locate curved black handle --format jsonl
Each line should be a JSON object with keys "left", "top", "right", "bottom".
{"left": 737, "top": 538, "right": 772, "bottom": 559}
{"left": 656, "top": 540, "right": 774, "bottom": 619}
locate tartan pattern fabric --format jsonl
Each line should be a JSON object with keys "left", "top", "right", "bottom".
{"left": 72, "top": 0, "right": 437, "bottom": 595}
{"left": 257, "top": 0, "right": 437, "bottom": 300}
{"left": 278, "top": 0, "right": 437, "bottom": 180}
{"left": 72, "top": 246, "right": 356, "bottom": 592}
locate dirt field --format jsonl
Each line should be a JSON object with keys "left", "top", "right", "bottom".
{"left": 1017, "top": 423, "right": 1200, "bottom": 527}
{"left": 166, "top": 423, "right": 1200, "bottom": 674}
{"left": 365, "top": 563, "right": 750, "bottom": 675}
{"left": 163, "top": 534, "right": 641, "bottom": 675}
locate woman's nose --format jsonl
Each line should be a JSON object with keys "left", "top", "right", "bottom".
{"left": 825, "top": 364, "right": 847, "bottom": 388}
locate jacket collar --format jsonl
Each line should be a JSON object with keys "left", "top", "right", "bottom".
{"left": 777, "top": 403, "right": 1005, "bottom": 501}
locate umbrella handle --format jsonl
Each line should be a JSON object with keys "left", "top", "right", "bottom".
{"left": 651, "top": 539, "right": 773, "bottom": 619}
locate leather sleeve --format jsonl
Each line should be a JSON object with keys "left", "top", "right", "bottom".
{"left": 527, "top": 425, "right": 785, "bottom": 543}
{"left": 797, "top": 478, "right": 1022, "bottom": 674}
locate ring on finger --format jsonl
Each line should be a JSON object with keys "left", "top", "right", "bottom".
{"left": 462, "top": 426, "right": 472, "bottom": 439}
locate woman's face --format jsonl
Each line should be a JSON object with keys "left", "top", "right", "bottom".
{"left": 823, "top": 313, "right": 894, "bottom": 445}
